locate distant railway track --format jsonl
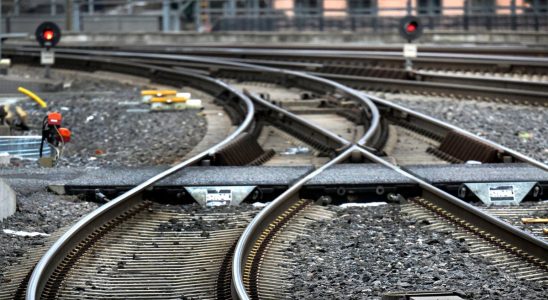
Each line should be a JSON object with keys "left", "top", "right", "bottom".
{"left": 100, "top": 45, "right": 548, "bottom": 76}
{"left": 9, "top": 45, "right": 548, "bottom": 105}
{"left": 2, "top": 47, "right": 547, "bottom": 300}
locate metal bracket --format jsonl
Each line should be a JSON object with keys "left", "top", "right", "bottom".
{"left": 464, "top": 182, "right": 537, "bottom": 206}
{"left": 185, "top": 186, "right": 256, "bottom": 207}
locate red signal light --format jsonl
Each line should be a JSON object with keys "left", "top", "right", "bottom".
{"left": 406, "top": 22, "right": 417, "bottom": 33}
{"left": 58, "top": 128, "right": 71, "bottom": 143}
{"left": 43, "top": 29, "right": 54, "bottom": 41}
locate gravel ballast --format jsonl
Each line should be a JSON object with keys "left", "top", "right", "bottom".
{"left": 7, "top": 66, "right": 208, "bottom": 167}
{"left": 285, "top": 204, "right": 547, "bottom": 299}
{"left": 0, "top": 191, "right": 99, "bottom": 283}
{"left": 0, "top": 66, "right": 208, "bottom": 283}
{"left": 377, "top": 93, "right": 548, "bottom": 164}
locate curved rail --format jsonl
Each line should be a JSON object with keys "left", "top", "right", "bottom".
{"left": 11, "top": 47, "right": 382, "bottom": 147}
{"left": 229, "top": 66, "right": 548, "bottom": 300}
{"left": 232, "top": 145, "right": 548, "bottom": 300}
{"left": 365, "top": 93, "right": 548, "bottom": 171}
{"left": 24, "top": 58, "right": 256, "bottom": 300}
{"left": 8, "top": 47, "right": 546, "bottom": 300}
{"left": 65, "top": 45, "right": 548, "bottom": 73}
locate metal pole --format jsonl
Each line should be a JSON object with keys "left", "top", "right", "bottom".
{"left": 162, "top": 0, "right": 170, "bottom": 32}
{"left": 194, "top": 0, "right": 201, "bottom": 32}
{"left": 14, "top": 0, "right": 19, "bottom": 16}
{"left": 127, "top": 0, "right": 133, "bottom": 15}
{"left": 228, "top": 0, "right": 236, "bottom": 16}
{"left": 51, "top": 0, "right": 57, "bottom": 16}
{"left": 406, "top": 0, "right": 412, "bottom": 15}
{"left": 510, "top": 0, "right": 516, "bottom": 30}
{"left": 533, "top": 0, "right": 539, "bottom": 31}
{"left": 252, "top": 0, "right": 259, "bottom": 16}
{"left": 66, "top": 0, "right": 72, "bottom": 31}
{"left": 173, "top": 0, "right": 181, "bottom": 31}
{"left": 88, "top": 0, "right": 94, "bottom": 15}
{"left": 463, "top": 0, "right": 469, "bottom": 31}
{"left": 72, "top": 0, "right": 80, "bottom": 32}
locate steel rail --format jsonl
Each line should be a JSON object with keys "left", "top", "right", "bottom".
{"left": 232, "top": 145, "right": 358, "bottom": 300}
{"left": 59, "top": 48, "right": 547, "bottom": 169}
{"left": 136, "top": 55, "right": 547, "bottom": 170}
{"left": 246, "top": 90, "right": 351, "bottom": 151}
{"left": 232, "top": 145, "right": 548, "bottom": 300}
{"left": 314, "top": 72, "right": 548, "bottom": 106}
{"left": 118, "top": 44, "right": 548, "bottom": 57}
{"left": 24, "top": 58, "right": 256, "bottom": 300}
{"left": 10, "top": 43, "right": 548, "bottom": 57}
{"left": 62, "top": 48, "right": 547, "bottom": 169}
{"left": 11, "top": 44, "right": 548, "bottom": 74}
{"left": 114, "top": 53, "right": 548, "bottom": 100}
{"left": 107, "top": 56, "right": 547, "bottom": 170}
{"left": 126, "top": 56, "right": 548, "bottom": 105}
{"left": 414, "top": 71, "right": 548, "bottom": 94}
{"left": 8, "top": 47, "right": 546, "bottom": 300}
{"left": 20, "top": 47, "right": 382, "bottom": 146}
{"left": 100, "top": 54, "right": 548, "bottom": 104}
{"left": 4, "top": 49, "right": 370, "bottom": 299}
{"left": 364, "top": 92, "right": 548, "bottom": 171}
{"left": 90, "top": 46, "right": 548, "bottom": 72}
{"left": 121, "top": 55, "right": 548, "bottom": 97}
{"left": 51, "top": 45, "right": 548, "bottom": 65}
{"left": 353, "top": 144, "right": 548, "bottom": 261}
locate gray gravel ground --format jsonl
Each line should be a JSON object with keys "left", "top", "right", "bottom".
{"left": 7, "top": 66, "right": 207, "bottom": 167}
{"left": 0, "top": 191, "right": 99, "bottom": 283}
{"left": 376, "top": 93, "right": 548, "bottom": 164}
{"left": 157, "top": 202, "right": 260, "bottom": 232}
{"left": 286, "top": 204, "right": 547, "bottom": 299}
{"left": 0, "top": 66, "right": 207, "bottom": 283}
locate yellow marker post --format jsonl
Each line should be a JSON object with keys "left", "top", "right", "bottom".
{"left": 17, "top": 87, "right": 47, "bottom": 108}
{"left": 140, "top": 90, "right": 177, "bottom": 97}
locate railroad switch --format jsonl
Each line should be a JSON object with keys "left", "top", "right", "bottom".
{"left": 39, "top": 111, "right": 71, "bottom": 167}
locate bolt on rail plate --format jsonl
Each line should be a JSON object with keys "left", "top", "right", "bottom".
{"left": 464, "top": 182, "right": 537, "bottom": 206}
{"left": 185, "top": 186, "right": 256, "bottom": 207}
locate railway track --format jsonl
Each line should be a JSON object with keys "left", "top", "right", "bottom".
{"left": 2, "top": 48, "right": 378, "bottom": 299}
{"left": 11, "top": 45, "right": 548, "bottom": 106}
{"left": 1, "top": 47, "right": 547, "bottom": 300}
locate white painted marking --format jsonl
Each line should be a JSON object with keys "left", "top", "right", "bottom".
{"left": 3, "top": 229, "right": 50, "bottom": 237}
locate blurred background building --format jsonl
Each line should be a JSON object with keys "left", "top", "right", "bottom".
{"left": 0, "top": 0, "right": 546, "bottom": 33}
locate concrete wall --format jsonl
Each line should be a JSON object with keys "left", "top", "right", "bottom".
{"left": 1, "top": 15, "right": 159, "bottom": 34}
{"left": 82, "top": 15, "right": 160, "bottom": 33}
{"left": 6, "top": 16, "right": 66, "bottom": 33}
{"left": 0, "top": 178, "right": 16, "bottom": 221}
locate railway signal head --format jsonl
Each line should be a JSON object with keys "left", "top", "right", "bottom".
{"left": 399, "top": 16, "right": 423, "bottom": 42}
{"left": 35, "top": 22, "right": 62, "bottom": 48}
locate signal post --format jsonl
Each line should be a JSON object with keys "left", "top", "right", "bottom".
{"left": 35, "top": 22, "right": 61, "bottom": 78}
{"left": 398, "top": 16, "right": 423, "bottom": 74}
